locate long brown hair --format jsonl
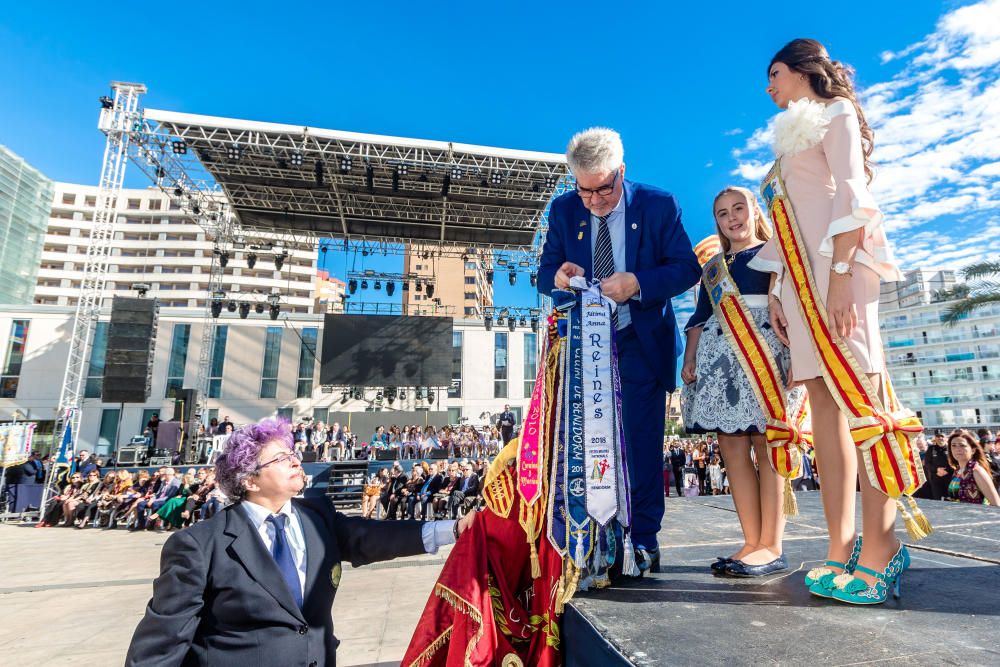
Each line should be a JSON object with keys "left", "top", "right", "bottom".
{"left": 947, "top": 429, "right": 990, "bottom": 472}
{"left": 712, "top": 186, "right": 772, "bottom": 253}
{"left": 769, "top": 38, "right": 875, "bottom": 184}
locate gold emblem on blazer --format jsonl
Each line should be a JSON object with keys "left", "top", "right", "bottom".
{"left": 330, "top": 563, "right": 342, "bottom": 589}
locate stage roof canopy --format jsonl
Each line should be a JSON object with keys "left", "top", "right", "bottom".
{"left": 142, "top": 109, "right": 569, "bottom": 249}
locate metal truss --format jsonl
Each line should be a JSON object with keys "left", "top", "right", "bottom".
{"left": 53, "top": 82, "right": 147, "bottom": 456}
{"left": 342, "top": 302, "right": 456, "bottom": 316}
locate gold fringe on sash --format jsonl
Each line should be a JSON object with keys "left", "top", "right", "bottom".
{"left": 782, "top": 477, "right": 799, "bottom": 516}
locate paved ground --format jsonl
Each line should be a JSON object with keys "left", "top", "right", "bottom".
{"left": 0, "top": 518, "right": 450, "bottom": 667}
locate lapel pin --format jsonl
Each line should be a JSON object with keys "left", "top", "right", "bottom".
{"left": 579, "top": 220, "right": 587, "bottom": 227}
{"left": 577, "top": 231, "right": 584, "bottom": 240}
{"left": 631, "top": 223, "right": 638, "bottom": 230}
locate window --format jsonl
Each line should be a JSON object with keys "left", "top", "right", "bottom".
{"left": 296, "top": 327, "right": 317, "bottom": 398}
{"left": 313, "top": 407, "right": 329, "bottom": 424}
{"left": 276, "top": 407, "right": 293, "bottom": 422}
{"left": 447, "top": 407, "right": 462, "bottom": 425}
{"left": 260, "top": 326, "right": 283, "bottom": 398}
{"left": 1, "top": 320, "right": 30, "bottom": 398}
{"left": 449, "top": 331, "right": 463, "bottom": 398}
{"left": 165, "top": 324, "right": 191, "bottom": 397}
{"left": 464, "top": 292, "right": 476, "bottom": 300}
{"left": 141, "top": 409, "right": 160, "bottom": 435}
{"left": 127, "top": 198, "right": 141, "bottom": 210}
{"left": 464, "top": 276, "right": 476, "bottom": 285}
{"left": 494, "top": 332, "right": 508, "bottom": 398}
{"left": 85, "top": 196, "right": 97, "bottom": 207}
{"left": 84, "top": 322, "right": 109, "bottom": 398}
{"left": 465, "top": 262, "right": 477, "bottom": 270}
{"left": 208, "top": 325, "right": 228, "bottom": 398}
{"left": 61, "top": 193, "right": 76, "bottom": 205}
{"left": 464, "top": 307, "right": 477, "bottom": 316}
{"left": 97, "top": 408, "right": 121, "bottom": 456}
{"left": 523, "top": 332, "right": 537, "bottom": 397}
{"left": 148, "top": 199, "right": 162, "bottom": 210}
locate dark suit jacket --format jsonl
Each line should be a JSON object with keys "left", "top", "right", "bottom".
{"left": 454, "top": 474, "right": 480, "bottom": 498}
{"left": 537, "top": 179, "right": 700, "bottom": 389}
{"left": 125, "top": 496, "right": 425, "bottom": 667}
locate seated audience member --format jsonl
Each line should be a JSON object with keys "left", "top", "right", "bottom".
{"left": 131, "top": 468, "right": 181, "bottom": 531}
{"left": 433, "top": 463, "right": 461, "bottom": 519}
{"left": 150, "top": 470, "right": 199, "bottom": 530}
{"left": 362, "top": 468, "right": 388, "bottom": 519}
{"left": 447, "top": 463, "right": 480, "bottom": 519}
{"left": 380, "top": 464, "right": 406, "bottom": 519}
{"left": 37, "top": 473, "right": 83, "bottom": 527}
{"left": 389, "top": 464, "right": 424, "bottom": 520}
{"left": 114, "top": 470, "right": 153, "bottom": 528}
{"left": 412, "top": 462, "right": 445, "bottom": 521}
{"left": 73, "top": 471, "right": 117, "bottom": 528}
{"left": 63, "top": 470, "right": 101, "bottom": 526}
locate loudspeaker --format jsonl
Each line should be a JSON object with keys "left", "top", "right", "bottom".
{"left": 115, "top": 446, "right": 143, "bottom": 466}
{"left": 427, "top": 448, "right": 449, "bottom": 460}
{"left": 171, "top": 388, "right": 199, "bottom": 422}
{"left": 102, "top": 297, "right": 158, "bottom": 403}
{"left": 374, "top": 449, "right": 399, "bottom": 461}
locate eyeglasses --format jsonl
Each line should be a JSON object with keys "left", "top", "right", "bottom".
{"left": 576, "top": 170, "right": 620, "bottom": 199}
{"left": 255, "top": 450, "right": 302, "bottom": 471}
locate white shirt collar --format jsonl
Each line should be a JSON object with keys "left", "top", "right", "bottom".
{"left": 241, "top": 498, "right": 295, "bottom": 529}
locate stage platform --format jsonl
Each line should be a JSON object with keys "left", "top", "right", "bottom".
{"left": 565, "top": 493, "right": 1000, "bottom": 667}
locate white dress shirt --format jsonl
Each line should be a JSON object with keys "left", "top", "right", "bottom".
{"left": 590, "top": 191, "right": 634, "bottom": 329}
{"left": 242, "top": 500, "right": 307, "bottom": 597}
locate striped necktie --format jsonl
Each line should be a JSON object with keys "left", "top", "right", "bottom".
{"left": 594, "top": 212, "right": 619, "bottom": 328}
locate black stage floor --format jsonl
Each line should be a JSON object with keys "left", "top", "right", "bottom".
{"left": 565, "top": 493, "right": 1000, "bottom": 667}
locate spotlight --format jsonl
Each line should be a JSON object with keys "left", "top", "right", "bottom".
{"left": 375, "top": 389, "right": 384, "bottom": 401}
{"left": 508, "top": 318, "right": 516, "bottom": 332}
{"left": 386, "top": 387, "right": 397, "bottom": 404}
{"left": 173, "top": 187, "right": 183, "bottom": 197}
{"left": 397, "top": 164, "right": 408, "bottom": 177}
{"left": 192, "top": 204, "right": 201, "bottom": 215}
{"left": 391, "top": 170, "right": 399, "bottom": 193}
{"left": 508, "top": 270, "right": 517, "bottom": 286}
{"left": 386, "top": 281, "right": 395, "bottom": 296}
{"left": 402, "top": 280, "right": 410, "bottom": 292}
{"left": 490, "top": 171, "right": 503, "bottom": 186}
{"left": 99, "top": 95, "right": 114, "bottom": 109}
{"left": 530, "top": 272, "right": 537, "bottom": 287}
{"left": 238, "top": 302, "right": 251, "bottom": 319}
{"left": 530, "top": 316, "right": 539, "bottom": 332}
{"left": 254, "top": 302, "right": 265, "bottom": 314}
{"left": 348, "top": 279, "right": 358, "bottom": 294}
{"left": 290, "top": 151, "right": 303, "bottom": 166}
{"left": 210, "top": 300, "right": 223, "bottom": 318}
{"left": 415, "top": 281, "right": 422, "bottom": 293}
{"left": 314, "top": 160, "right": 324, "bottom": 187}
{"left": 216, "top": 250, "right": 229, "bottom": 268}
{"left": 399, "top": 389, "right": 407, "bottom": 400}
{"left": 353, "top": 388, "right": 363, "bottom": 400}
{"left": 426, "top": 389, "right": 435, "bottom": 404}
{"left": 519, "top": 316, "right": 527, "bottom": 327}
{"left": 274, "top": 252, "right": 286, "bottom": 271}
{"left": 374, "top": 280, "right": 382, "bottom": 291}
{"left": 339, "top": 156, "right": 353, "bottom": 173}
{"left": 486, "top": 269, "right": 494, "bottom": 284}
{"left": 365, "top": 164, "right": 374, "bottom": 192}
{"left": 415, "top": 387, "right": 424, "bottom": 401}
{"left": 544, "top": 175, "right": 557, "bottom": 189}
{"left": 361, "top": 279, "right": 368, "bottom": 290}
{"left": 441, "top": 173, "right": 451, "bottom": 197}
{"left": 227, "top": 143, "right": 243, "bottom": 161}
{"left": 171, "top": 139, "right": 187, "bottom": 155}
{"left": 484, "top": 314, "right": 493, "bottom": 331}
{"left": 496, "top": 309, "right": 507, "bottom": 326}
{"left": 227, "top": 301, "right": 237, "bottom": 313}
{"left": 269, "top": 304, "right": 280, "bottom": 320}
{"left": 451, "top": 165, "right": 463, "bottom": 179}
{"left": 341, "top": 391, "right": 349, "bottom": 404}
{"left": 246, "top": 252, "right": 257, "bottom": 269}
{"left": 426, "top": 283, "right": 435, "bottom": 298}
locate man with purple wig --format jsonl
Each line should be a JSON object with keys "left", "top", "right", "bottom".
{"left": 126, "top": 418, "right": 474, "bottom": 667}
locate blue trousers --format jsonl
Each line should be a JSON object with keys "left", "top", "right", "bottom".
{"left": 616, "top": 325, "right": 668, "bottom": 548}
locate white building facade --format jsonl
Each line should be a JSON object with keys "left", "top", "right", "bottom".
{"left": 0, "top": 305, "right": 536, "bottom": 455}
{"left": 881, "top": 270, "right": 1000, "bottom": 431}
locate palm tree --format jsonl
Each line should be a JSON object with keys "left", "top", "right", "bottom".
{"left": 941, "top": 258, "right": 1000, "bottom": 325}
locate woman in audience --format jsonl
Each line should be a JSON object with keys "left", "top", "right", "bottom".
{"left": 73, "top": 471, "right": 117, "bottom": 528}
{"left": 362, "top": 468, "right": 388, "bottom": 519}
{"left": 99, "top": 470, "right": 135, "bottom": 528}
{"left": 114, "top": 469, "right": 152, "bottom": 528}
{"left": 181, "top": 470, "right": 217, "bottom": 525}
{"left": 150, "top": 470, "right": 198, "bottom": 530}
{"left": 62, "top": 470, "right": 101, "bottom": 525}
{"left": 200, "top": 476, "right": 227, "bottom": 521}
{"left": 37, "top": 472, "right": 83, "bottom": 527}
{"left": 433, "top": 463, "right": 461, "bottom": 520}
{"left": 946, "top": 429, "right": 1000, "bottom": 506}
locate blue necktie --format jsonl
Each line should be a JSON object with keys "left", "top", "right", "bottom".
{"left": 266, "top": 514, "right": 303, "bottom": 609}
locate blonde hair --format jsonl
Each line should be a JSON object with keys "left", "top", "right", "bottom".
{"left": 712, "top": 186, "right": 772, "bottom": 253}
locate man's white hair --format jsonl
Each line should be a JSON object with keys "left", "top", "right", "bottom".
{"left": 566, "top": 127, "right": 624, "bottom": 175}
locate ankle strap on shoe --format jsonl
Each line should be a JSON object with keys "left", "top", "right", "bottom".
{"left": 852, "top": 564, "right": 885, "bottom": 581}
{"left": 825, "top": 560, "right": 847, "bottom": 569}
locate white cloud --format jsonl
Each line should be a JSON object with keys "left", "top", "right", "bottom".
{"left": 731, "top": 0, "right": 1000, "bottom": 273}
{"left": 724, "top": 128, "right": 743, "bottom": 136}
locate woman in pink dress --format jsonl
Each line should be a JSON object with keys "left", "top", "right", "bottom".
{"left": 748, "top": 39, "right": 909, "bottom": 604}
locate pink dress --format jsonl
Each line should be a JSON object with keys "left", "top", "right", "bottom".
{"left": 749, "top": 98, "right": 903, "bottom": 382}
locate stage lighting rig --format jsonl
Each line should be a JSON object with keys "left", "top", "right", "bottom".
{"left": 451, "top": 165, "right": 463, "bottom": 180}
{"left": 246, "top": 252, "right": 258, "bottom": 269}
{"left": 238, "top": 302, "right": 251, "bottom": 319}
{"left": 340, "top": 156, "right": 353, "bottom": 173}
{"left": 290, "top": 151, "right": 303, "bottom": 167}
{"left": 254, "top": 302, "right": 265, "bottom": 314}
{"left": 131, "top": 283, "right": 150, "bottom": 297}
{"left": 361, "top": 279, "right": 368, "bottom": 290}
{"left": 484, "top": 307, "right": 494, "bottom": 331}
{"left": 519, "top": 316, "right": 527, "bottom": 328}
{"left": 490, "top": 171, "right": 503, "bottom": 186}
{"left": 227, "top": 143, "right": 243, "bottom": 161}
{"left": 374, "top": 280, "right": 382, "bottom": 291}
{"left": 227, "top": 301, "right": 238, "bottom": 313}
{"left": 386, "top": 387, "right": 397, "bottom": 405}
{"left": 545, "top": 174, "right": 558, "bottom": 189}
{"left": 415, "top": 387, "right": 424, "bottom": 401}
{"left": 508, "top": 270, "right": 517, "bottom": 286}
{"left": 415, "top": 280, "right": 422, "bottom": 293}
{"left": 210, "top": 300, "right": 223, "bottom": 318}
{"left": 171, "top": 139, "right": 187, "bottom": 155}
{"left": 99, "top": 95, "right": 114, "bottom": 109}
{"left": 508, "top": 318, "right": 517, "bottom": 332}
{"left": 426, "top": 283, "right": 435, "bottom": 298}
{"left": 267, "top": 293, "right": 281, "bottom": 321}
{"left": 386, "top": 281, "right": 395, "bottom": 296}
{"left": 274, "top": 251, "right": 287, "bottom": 271}
{"left": 426, "top": 389, "right": 435, "bottom": 404}
{"left": 340, "top": 390, "right": 349, "bottom": 404}
{"left": 530, "top": 272, "right": 538, "bottom": 287}
{"left": 348, "top": 279, "right": 358, "bottom": 294}
{"left": 215, "top": 249, "right": 229, "bottom": 268}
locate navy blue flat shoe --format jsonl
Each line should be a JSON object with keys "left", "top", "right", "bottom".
{"left": 710, "top": 557, "right": 733, "bottom": 573}
{"left": 724, "top": 554, "right": 789, "bottom": 577}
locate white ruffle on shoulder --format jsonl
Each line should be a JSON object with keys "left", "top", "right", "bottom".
{"left": 772, "top": 98, "right": 830, "bottom": 157}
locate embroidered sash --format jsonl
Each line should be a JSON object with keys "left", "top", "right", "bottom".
{"left": 761, "top": 162, "right": 931, "bottom": 538}
{"left": 701, "top": 252, "right": 810, "bottom": 514}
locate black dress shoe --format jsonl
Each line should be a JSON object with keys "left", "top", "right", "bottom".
{"left": 636, "top": 545, "right": 661, "bottom": 574}
{"left": 724, "top": 554, "right": 789, "bottom": 577}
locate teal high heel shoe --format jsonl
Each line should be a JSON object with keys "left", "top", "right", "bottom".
{"left": 806, "top": 535, "right": 862, "bottom": 598}
{"left": 831, "top": 543, "right": 910, "bottom": 605}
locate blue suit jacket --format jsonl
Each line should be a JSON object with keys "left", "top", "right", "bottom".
{"left": 537, "top": 180, "right": 700, "bottom": 390}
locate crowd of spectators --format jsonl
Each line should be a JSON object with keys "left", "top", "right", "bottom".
{"left": 662, "top": 427, "right": 1000, "bottom": 506}
{"left": 280, "top": 421, "right": 504, "bottom": 462}
{"left": 363, "top": 458, "right": 488, "bottom": 521}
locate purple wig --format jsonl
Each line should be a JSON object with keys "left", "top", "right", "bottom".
{"left": 214, "top": 418, "right": 293, "bottom": 501}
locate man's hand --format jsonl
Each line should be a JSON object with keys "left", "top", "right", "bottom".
{"left": 457, "top": 510, "right": 476, "bottom": 537}
{"left": 554, "top": 262, "right": 584, "bottom": 289}
{"left": 600, "top": 272, "right": 639, "bottom": 303}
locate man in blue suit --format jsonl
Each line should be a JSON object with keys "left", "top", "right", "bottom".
{"left": 537, "top": 127, "right": 700, "bottom": 573}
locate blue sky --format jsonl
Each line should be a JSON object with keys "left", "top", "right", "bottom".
{"left": 2, "top": 1, "right": 997, "bottom": 318}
